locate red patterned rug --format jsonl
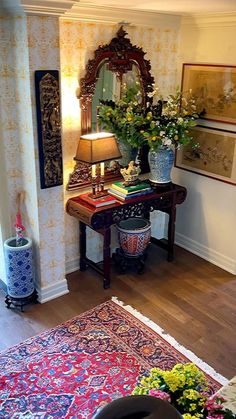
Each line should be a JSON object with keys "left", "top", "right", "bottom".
{"left": 0, "top": 298, "right": 227, "bottom": 418}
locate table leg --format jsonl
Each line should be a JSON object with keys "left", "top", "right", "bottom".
{"left": 167, "top": 205, "right": 176, "bottom": 261}
{"left": 103, "top": 227, "right": 111, "bottom": 289}
{"left": 79, "top": 221, "right": 87, "bottom": 271}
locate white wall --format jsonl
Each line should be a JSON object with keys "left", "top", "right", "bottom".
{"left": 173, "top": 14, "right": 236, "bottom": 274}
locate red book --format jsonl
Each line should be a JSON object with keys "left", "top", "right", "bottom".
{"left": 78, "top": 193, "right": 117, "bottom": 208}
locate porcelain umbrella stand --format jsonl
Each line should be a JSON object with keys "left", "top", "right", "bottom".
{"left": 4, "top": 237, "right": 38, "bottom": 312}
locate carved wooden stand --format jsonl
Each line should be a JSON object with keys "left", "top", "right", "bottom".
{"left": 112, "top": 248, "right": 148, "bottom": 274}
{"left": 5, "top": 289, "right": 38, "bottom": 313}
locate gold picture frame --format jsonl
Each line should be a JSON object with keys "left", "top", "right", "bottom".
{"left": 182, "top": 63, "right": 236, "bottom": 125}
{"left": 175, "top": 126, "right": 236, "bottom": 185}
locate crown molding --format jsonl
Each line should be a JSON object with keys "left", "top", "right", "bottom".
{"left": 182, "top": 12, "right": 236, "bottom": 28}
{"left": 62, "top": 3, "right": 181, "bottom": 27}
{"left": 21, "top": 0, "right": 79, "bottom": 16}
{"left": 20, "top": 1, "right": 235, "bottom": 26}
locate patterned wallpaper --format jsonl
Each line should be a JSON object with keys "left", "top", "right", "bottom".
{"left": 60, "top": 21, "right": 180, "bottom": 268}
{"left": 27, "top": 16, "right": 66, "bottom": 288}
{"left": 1, "top": 14, "right": 66, "bottom": 291}
{"left": 0, "top": 15, "right": 40, "bottom": 282}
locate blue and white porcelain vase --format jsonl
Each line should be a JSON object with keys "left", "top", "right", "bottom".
{"left": 148, "top": 146, "right": 175, "bottom": 184}
{"left": 4, "top": 237, "right": 35, "bottom": 298}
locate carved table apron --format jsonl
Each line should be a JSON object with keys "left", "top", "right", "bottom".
{"left": 66, "top": 183, "right": 187, "bottom": 289}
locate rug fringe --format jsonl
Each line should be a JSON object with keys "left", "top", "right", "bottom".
{"left": 111, "top": 296, "right": 228, "bottom": 386}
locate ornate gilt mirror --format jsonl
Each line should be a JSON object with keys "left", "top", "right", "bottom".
{"left": 67, "top": 27, "right": 154, "bottom": 191}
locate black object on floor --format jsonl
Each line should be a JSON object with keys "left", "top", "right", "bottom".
{"left": 92, "top": 395, "right": 183, "bottom": 419}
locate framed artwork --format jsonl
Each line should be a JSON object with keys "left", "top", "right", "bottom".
{"left": 175, "top": 125, "right": 236, "bottom": 185}
{"left": 35, "top": 70, "right": 63, "bottom": 189}
{"left": 181, "top": 63, "right": 236, "bottom": 125}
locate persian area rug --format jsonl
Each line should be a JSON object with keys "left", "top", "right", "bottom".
{"left": 0, "top": 298, "right": 227, "bottom": 419}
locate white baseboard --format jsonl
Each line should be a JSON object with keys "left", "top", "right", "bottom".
{"left": 65, "top": 258, "right": 80, "bottom": 274}
{"left": 36, "top": 278, "right": 69, "bottom": 303}
{"left": 65, "top": 254, "right": 101, "bottom": 275}
{"left": 65, "top": 250, "right": 114, "bottom": 275}
{"left": 175, "top": 232, "right": 236, "bottom": 275}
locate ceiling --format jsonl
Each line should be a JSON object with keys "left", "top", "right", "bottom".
{"left": 2, "top": 0, "right": 234, "bottom": 19}
{"left": 81, "top": 0, "right": 236, "bottom": 15}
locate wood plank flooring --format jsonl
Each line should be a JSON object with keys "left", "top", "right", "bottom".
{"left": 0, "top": 245, "right": 235, "bottom": 379}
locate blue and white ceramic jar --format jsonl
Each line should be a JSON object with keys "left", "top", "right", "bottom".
{"left": 4, "top": 237, "right": 35, "bottom": 298}
{"left": 148, "top": 146, "right": 175, "bottom": 184}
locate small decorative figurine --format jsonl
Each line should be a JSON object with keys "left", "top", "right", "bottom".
{"left": 120, "top": 161, "right": 141, "bottom": 186}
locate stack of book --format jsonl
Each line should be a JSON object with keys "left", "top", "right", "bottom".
{"left": 78, "top": 193, "right": 117, "bottom": 208}
{"left": 108, "top": 181, "right": 153, "bottom": 202}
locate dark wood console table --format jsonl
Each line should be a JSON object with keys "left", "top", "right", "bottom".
{"left": 66, "top": 182, "right": 187, "bottom": 289}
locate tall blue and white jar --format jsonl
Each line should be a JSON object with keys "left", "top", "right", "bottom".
{"left": 148, "top": 146, "right": 175, "bottom": 184}
{"left": 4, "top": 237, "right": 35, "bottom": 298}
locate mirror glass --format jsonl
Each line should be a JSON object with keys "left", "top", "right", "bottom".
{"left": 91, "top": 60, "right": 142, "bottom": 132}
{"left": 91, "top": 61, "right": 117, "bottom": 132}
{"left": 122, "top": 62, "right": 142, "bottom": 97}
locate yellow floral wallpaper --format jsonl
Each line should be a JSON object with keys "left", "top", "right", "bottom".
{"left": 27, "top": 16, "right": 66, "bottom": 290}
{"left": 60, "top": 21, "right": 179, "bottom": 268}
{"left": 0, "top": 15, "right": 40, "bottom": 280}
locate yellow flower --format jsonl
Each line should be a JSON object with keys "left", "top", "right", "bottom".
{"left": 183, "top": 413, "right": 203, "bottom": 419}
{"left": 183, "top": 389, "right": 202, "bottom": 400}
{"left": 146, "top": 111, "right": 153, "bottom": 120}
{"left": 163, "top": 368, "right": 188, "bottom": 392}
{"left": 162, "top": 371, "right": 183, "bottom": 392}
{"left": 190, "top": 403, "right": 197, "bottom": 411}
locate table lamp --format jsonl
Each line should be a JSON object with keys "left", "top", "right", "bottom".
{"left": 74, "top": 132, "right": 122, "bottom": 198}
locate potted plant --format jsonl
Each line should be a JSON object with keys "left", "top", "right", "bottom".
{"left": 97, "top": 83, "right": 201, "bottom": 183}
{"left": 132, "top": 363, "right": 236, "bottom": 418}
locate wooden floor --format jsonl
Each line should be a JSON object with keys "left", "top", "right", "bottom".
{"left": 0, "top": 244, "right": 235, "bottom": 379}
